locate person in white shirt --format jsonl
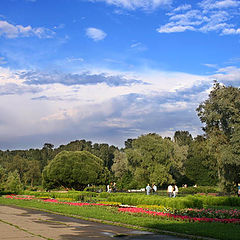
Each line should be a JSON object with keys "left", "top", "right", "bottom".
{"left": 146, "top": 184, "right": 152, "bottom": 195}
{"left": 152, "top": 184, "right": 157, "bottom": 194}
{"left": 173, "top": 185, "right": 178, "bottom": 197}
{"left": 167, "top": 184, "right": 173, "bottom": 197}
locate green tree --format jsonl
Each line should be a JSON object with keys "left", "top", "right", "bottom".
{"left": 174, "top": 131, "right": 193, "bottom": 146}
{"left": 185, "top": 136, "right": 217, "bottom": 186}
{"left": 23, "top": 160, "right": 42, "bottom": 187}
{"left": 42, "top": 151, "right": 109, "bottom": 190}
{"left": 111, "top": 150, "right": 128, "bottom": 179}
{"left": 5, "top": 170, "right": 23, "bottom": 193}
{"left": 125, "top": 133, "right": 187, "bottom": 188}
{"left": 197, "top": 81, "right": 240, "bottom": 192}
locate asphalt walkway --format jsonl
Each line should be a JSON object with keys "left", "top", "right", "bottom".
{"left": 0, "top": 205, "right": 192, "bottom": 240}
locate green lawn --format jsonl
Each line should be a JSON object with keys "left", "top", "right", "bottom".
{"left": 0, "top": 197, "right": 239, "bottom": 240}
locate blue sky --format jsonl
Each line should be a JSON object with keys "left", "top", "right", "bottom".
{"left": 0, "top": 0, "right": 240, "bottom": 149}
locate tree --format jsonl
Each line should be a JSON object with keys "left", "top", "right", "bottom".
{"left": 42, "top": 151, "right": 109, "bottom": 190}
{"left": 111, "top": 150, "right": 128, "bottom": 179}
{"left": 125, "top": 133, "right": 187, "bottom": 188}
{"left": 196, "top": 81, "right": 240, "bottom": 192}
{"left": 23, "top": 160, "right": 42, "bottom": 187}
{"left": 174, "top": 131, "right": 193, "bottom": 146}
{"left": 185, "top": 136, "right": 217, "bottom": 186}
{"left": 5, "top": 170, "right": 23, "bottom": 193}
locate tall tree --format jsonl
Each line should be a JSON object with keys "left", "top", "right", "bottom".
{"left": 125, "top": 133, "right": 187, "bottom": 188}
{"left": 196, "top": 81, "right": 240, "bottom": 192}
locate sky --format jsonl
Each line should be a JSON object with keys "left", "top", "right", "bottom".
{"left": 0, "top": 0, "right": 240, "bottom": 150}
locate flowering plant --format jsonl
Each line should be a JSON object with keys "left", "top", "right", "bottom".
{"left": 118, "top": 207, "right": 240, "bottom": 224}
{"left": 175, "top": 208, "right": 240, "bottom": 219}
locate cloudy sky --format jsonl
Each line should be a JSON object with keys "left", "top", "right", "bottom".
{"left": 0, "top": 0, "right": 240, "bottom": 149}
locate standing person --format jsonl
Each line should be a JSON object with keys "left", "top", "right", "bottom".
{"left": 146, "top": 184, "right": 152, "bottom": 195}
{"left": 173, "top": 185, "right": 178, "bottom": 197}
{"left": 167, "top": 184, "right": 173, "bottom": 197}
{"left": 238, "top": 183, "right": 240, "bottom": 197}
{"left": 107, "top": 184, "right": 111, "bottom": 193}
{"left": 152, "top": 184, "right": 157, "bottom": 194}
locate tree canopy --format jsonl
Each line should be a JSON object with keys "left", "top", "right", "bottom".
{"left": 197, "top": 81, "right": 240, "bottom": 191}
{"left": 42, "top": 150, "right": 109, "bottom": 190}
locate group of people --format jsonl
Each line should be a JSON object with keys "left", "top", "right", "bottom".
{"left": 146, "top": 183, "right": 157, "bottom": 195}
{"left": 146, "top": 183, "right": 178, "bottom": 197}
{"left": 167, "top": 184, "right": 178, "bottom": 197}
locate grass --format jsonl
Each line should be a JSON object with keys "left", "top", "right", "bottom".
{"left": 0, "top": 197, "right": 240, "bottom": 240}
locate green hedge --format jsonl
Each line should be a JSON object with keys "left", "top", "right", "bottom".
{"left": 103, "top": 193, "right": 203, "bottom": 209}
{"left": 23, "top": 190, "right": 98, "bottom": 201}
{"left": 179, "top": 186, "right": 218, "bottom": 194}
{"left": 195, "top": 195, "right": 240, "bottom": 207}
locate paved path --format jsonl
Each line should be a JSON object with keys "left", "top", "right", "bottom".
{"left": 0, "top": 205, "right": 191, "bottom": 240}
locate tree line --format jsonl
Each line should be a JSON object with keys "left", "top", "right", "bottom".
{"left": 0, "top": 81, "right": 239, "bottom": 193}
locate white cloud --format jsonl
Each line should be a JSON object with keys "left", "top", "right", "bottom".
{"left": 4, "top": 64, "right": 240, "bottom": 149}
{"left": 221, "top": 27, "right": 240, "bottom": 35}
{"left": 90, "top": 0, "right": 173, "bottom": 10}
{"left": 199, "top": 0, "right": 240, "bottom": 10}
{"left": 157, "top": 1, "right": 240, "bottom": 35}
{"left": 173, "top": 4, "right": 192, "bottom": 12}
{"left": 212, "top": 66, "right": 240, "bottom": 81}
{"left": 0, "top": 20, "right": 55, "bottom": 39}
{"left": 86, "top": 27, "right": 107, "bottom": 41}
{"left": 157, "top": 23, "right": 195, "bottom": 33}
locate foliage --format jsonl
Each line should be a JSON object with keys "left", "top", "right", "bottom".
{"left": 125, "top": 133, "right": 188, "bottom": 188}
{"left": 179, "top": 186, "right": 218, "bottom": 194}
{"left": 4, "top": 170, "right": 23, "bottom": 193}
{"left": 185, "top": 137, "right": 218, "bottom": 186}
{"left": 197, "top": 81, "right": 240, "bottom": 192}
{"left": 174, "top": 131, "right": 193, "bottom": 146}
{"left": 42, "top": 151, "right": 109, "bottom": 190}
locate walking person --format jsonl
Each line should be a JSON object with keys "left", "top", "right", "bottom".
{"left": 238, "top": 183, "right": 240, "bottom": 197}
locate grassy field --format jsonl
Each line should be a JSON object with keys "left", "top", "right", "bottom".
{"left": 0, "top": 196, "right": 240, "bottom": 240}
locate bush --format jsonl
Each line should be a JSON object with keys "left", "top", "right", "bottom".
{"left": 103, "top": 193, "right": 203, "bottom": 209}
{"left": 179, "top": 186, "right": 218, "bottom": 194}
{"left": 195, "top": 195, "right": 240, "bottom": 207}
{"left": 84, "top": 185, "right": 106, "bottom": 193}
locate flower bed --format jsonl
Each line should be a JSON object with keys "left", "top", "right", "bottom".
{"left": 118, "top": 207, "right": 240, "bottom": 224}
{"left": 5, "top": 195, "right": 34, "bottom": 200}
{"left": 4, "top": 195, "right": 240, "bottom": 224}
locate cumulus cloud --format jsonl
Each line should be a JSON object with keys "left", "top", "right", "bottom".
{"left": 86, "top": 27, "right": 107, "bottom": 41}
{"left": 157, "top": 0, "right": 240, "bottom": 35}
{"left": 3, "top": 64, "right": 239, "bottom": 149}
{"left": 0, "top": 20, "right": 55, "bottom": 38}
{"left": 0, "top": 64, "right": 213, "bottom": 149}
{"left": 90, "top": 0, "right": 173, "bottom": 11}
{"left": 212, "top": 66, "right": 240, "bottom": 82}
